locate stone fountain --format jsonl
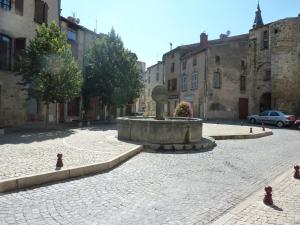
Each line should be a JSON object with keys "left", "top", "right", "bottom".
{"left": 117, "top": 85, "right": 215, "bottom": 151}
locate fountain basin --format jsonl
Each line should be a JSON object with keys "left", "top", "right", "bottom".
{"left": 117, "top": 117, "right": 203, "bottom": 145}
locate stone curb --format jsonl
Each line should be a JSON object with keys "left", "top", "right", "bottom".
{"left": 0, "top": 145, "right": 143, "bottom": 193}
{"left": 210, "top": 129, "right": 273, "bottom": 140}
{"left": 211, "top": 166, "right": 297, "bottom": 225}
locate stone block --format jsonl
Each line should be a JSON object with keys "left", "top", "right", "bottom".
{"left": 173, "top": 144, "right": 185, "bottom": 151}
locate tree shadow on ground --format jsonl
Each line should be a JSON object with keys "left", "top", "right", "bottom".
{"left": 0, "top": 129, "right": 76, "bottom": 145}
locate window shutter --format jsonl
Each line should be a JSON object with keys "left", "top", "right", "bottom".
{"left": 34, "top": 0, "right": 43, "bottom": 24}
{"left": 43, "top": 2, "right": 48, "bottom": 24}
{"left": 168, "top": 80, "right": 171, "bottom": 91}
{"left": 15, "top": 0, "right": 24, "bottom": 16}
{"left": 14, "top": 38, "right": 26, "bottom": 56}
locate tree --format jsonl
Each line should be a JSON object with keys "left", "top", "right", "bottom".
{"left": 84, "top": 28, "right": 142, "bottom": 118}
{"left": 16, "top": 22, "right": 82, "bottom": 127}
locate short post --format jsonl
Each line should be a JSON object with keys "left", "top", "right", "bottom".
{"left": 294, "top": 165, "right": 300, "bottom": 179}
{"left": 250, "top": 128, "right": 253, "bottom": 133}
{"left": 56, "top": 153, "right": 63, "bottom": 168}
{"left": 263, "top": 186, "right": 273, "bottom": 205}
{"left": 262, "top": 123, "right": 265, "bottom": 131}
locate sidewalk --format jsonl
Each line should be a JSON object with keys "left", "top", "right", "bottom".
{"left": 212, "top": 167, "right": 300, "bottom": 225}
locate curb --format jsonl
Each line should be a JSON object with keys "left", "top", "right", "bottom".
{"left": 210, "top": 129, "right": 273, "bottom": 140}
{"left": 0, "top": 145, "right": 143, "bottom": 193}
{"left": 211, "top": 166, "right": 296, "bottom": 225}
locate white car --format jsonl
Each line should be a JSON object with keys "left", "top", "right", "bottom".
{"left": 248, "top": 110, "right": 296, "bottom": 128}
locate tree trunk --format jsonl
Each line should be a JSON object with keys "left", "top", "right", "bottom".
{"left": 45, "top": 101, "right": 49, "bottom": 128}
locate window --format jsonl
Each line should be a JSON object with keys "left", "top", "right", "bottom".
{"left": 148, "top": 76, "right": 150, "bottom": 84}
{"left": 270, "top": 112, "right": 279, "bottom": 117}
{"left": 182, "top": 60, "right": 187, "bottom": 70}
{"left": 193, "top": 56, "right": 197, "bottom": 66}
{"left": 156, "top": 72, "right": 159, "bottom": 81}
{"left": 259, "top": 111, "right": 269, "bottom": 116}
{"left": 213, "top": 72, "right": 221, "bottom": 89}
{"left": 191, "top": 73, "right": 198, "bottom": 90}
{"left": 240, "top": 75, "right": 246, "bottom": 91}
{"left": 67, "top": 29, "right": 77, "bottom": 41}
{"left": 181, "top": 74, "right": 187, "bottom": 91}
{"left": 262, "top": 30, "right": 269, "bottom": 50}
{"left": 0, "top": 0, "right": 11, "bottom": 10}
{"left": 171, "top": 62, "right": 175, "bottom": 73}
{"left": 15, "top": 0, "right": 24, "bottom": 15}
{"left": 14, "top": 38, "right": 26, "bottom": 59}
{"left": 168, "top": 78, "right": 177, "bottom": 91}
{"left": 215, "top": 56, "right": 220, "bottom": 64}
{"left": 34, "top": 0, "right": 48, "bottom": 24}
{"left": 67, "top": 98, "right": 80, "bottom": 116}
{"left": 264, "top": 70, "right": 271, "bottom": 81}
{"left": 0, "top": 34, "right": 12, "bottom": 70}
{"left": 241, "top": 60, "right": 246, "bottom": 70}
{"left": 0, "top": 85, "right": 1, "bottom": 110}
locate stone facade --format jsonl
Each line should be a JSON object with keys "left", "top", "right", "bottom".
{"left": 249, "top": 16, "right": 300, "bottom": 115}
{"left": 143, "top": 62, "right": 164, "bottom": 116}
{"left": 134, "top": 61, "right": 146, "bottom": 114}
{"left": 60, "top": 17, "right": 100, "bottom": 122}
{"left": 0, "top": 0, "right": 60, "bottom": 126}
{"left": 163, "top": 8, "right": 300, "bottom": 119}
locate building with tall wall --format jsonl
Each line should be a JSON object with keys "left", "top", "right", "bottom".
{"left": 163, "top": 4, "right": 300, "bottom": 119}
{"left": 0, "top": 0, "right": 60, "bottom": 126}
{"left": 144, "top": 61, "right": 164, "bottom": 116}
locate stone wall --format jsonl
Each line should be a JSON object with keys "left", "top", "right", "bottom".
{"left": 0, "top": 0, "right": 60, "bottom": 126}
{"left": 206, "top": 37, "right": 249, "bottom": 119}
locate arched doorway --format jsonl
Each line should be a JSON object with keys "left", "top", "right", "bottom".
{"left": 259, "top": 92, "right": 272, "bottom": 112}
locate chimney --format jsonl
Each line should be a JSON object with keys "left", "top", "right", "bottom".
{"left": 200, "top": 33, "right": 208, "bottom": 47}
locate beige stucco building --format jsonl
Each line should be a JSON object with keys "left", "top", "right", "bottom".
{"left": 143, "top": 61, "right": 164, "bottom": 116}
{"left": 0, "top": 0, "right": 60, "bottom": 126}
{"left": 163, "top": 4, "right": 300, "bottom": 119}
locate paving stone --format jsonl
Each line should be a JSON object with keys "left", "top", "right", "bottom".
{"left": 0, "top": 128, "right": 299, "bottom": 225}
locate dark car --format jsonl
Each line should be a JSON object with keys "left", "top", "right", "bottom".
{"left": 295, "top": 119, "right": 300, "bottom": 130}
{"left": 248, "top": 110, "right": 296, "bottom": 128}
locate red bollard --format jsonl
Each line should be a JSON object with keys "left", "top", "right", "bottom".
{"left": 264, "top": 186, "right": 273, "bottom": 205}
{"left": 56, "top": 154, "right": 63, "bottom": 168}
{"left": 294, "top": 165, "right": 300, "bottom": 179}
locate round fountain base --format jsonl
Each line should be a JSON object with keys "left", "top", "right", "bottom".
{"left": 144, "top": 136, "right": 216, "bottom": 151}
{"left": 117, "top": 116, "right": 216, "bottom": 151}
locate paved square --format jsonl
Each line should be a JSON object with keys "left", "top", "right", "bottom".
{"left": 0, "top": 127, "right": 299, "bottom": 224}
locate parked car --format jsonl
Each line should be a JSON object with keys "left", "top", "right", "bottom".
{"left": 248, "top": 110, "right": 296, "bottom": 128}
{"left": 295, "top": 119, "right": 300, "bottom": 130}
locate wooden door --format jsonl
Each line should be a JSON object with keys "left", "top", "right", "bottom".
{"left": 239, "top": 98, "right": 248, "bottom": 120}
{"left": 59, "top": 103, "right": 65, "bottom": 123}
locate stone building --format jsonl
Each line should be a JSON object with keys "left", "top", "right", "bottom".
{"left": 60, "top": 16, "right": 100, "bottom": 122}
{"left": 143, "top": 61, "right": 164, "bottom": 116}
{"left": 133, "top": 61, "right": 146, "bottom": 114}
{"left": 249, "top": 5, "right": 300, "bottom": 116}
{"left": 0, "top": 0, "right": 60, "bottom": 126}
{"left": 163, "top": 4, "right": 300, "bottom": 119}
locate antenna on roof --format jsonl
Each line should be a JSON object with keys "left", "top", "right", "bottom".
{"left": 170, "top": 42, "right": 173, "bottom": 51}
{"left": 94, "top": 19, "right": 98, "bottom": 33}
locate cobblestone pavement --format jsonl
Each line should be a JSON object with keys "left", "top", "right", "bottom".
{"left": 212, "top": 168, "right": 300, "bottom": 225}
{"left": 0, "top": 128, "right": 299, "bottom": 225}
{"left": 0, "top": 125, "right": 138, "bottom": 180}
{"left": 203, "top": 123, "right": 268, "bottom": 137}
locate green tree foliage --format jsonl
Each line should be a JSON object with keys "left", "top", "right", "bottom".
{"left": 174, "top": 101, "right": 193, "bottom": 118}
{"left": 84, "top": 28, "right": 142, "bottom": 112}
{"left": 16, "top": 22, "right": 82, "bottom": 126}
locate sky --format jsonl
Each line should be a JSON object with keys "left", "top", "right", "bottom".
{"left": 61, "top": 0, "right": 300, "bottom": 68}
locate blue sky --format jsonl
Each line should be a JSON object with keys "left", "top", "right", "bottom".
{"left": 61, "top": 0, "right": 300, "bottom": 67}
